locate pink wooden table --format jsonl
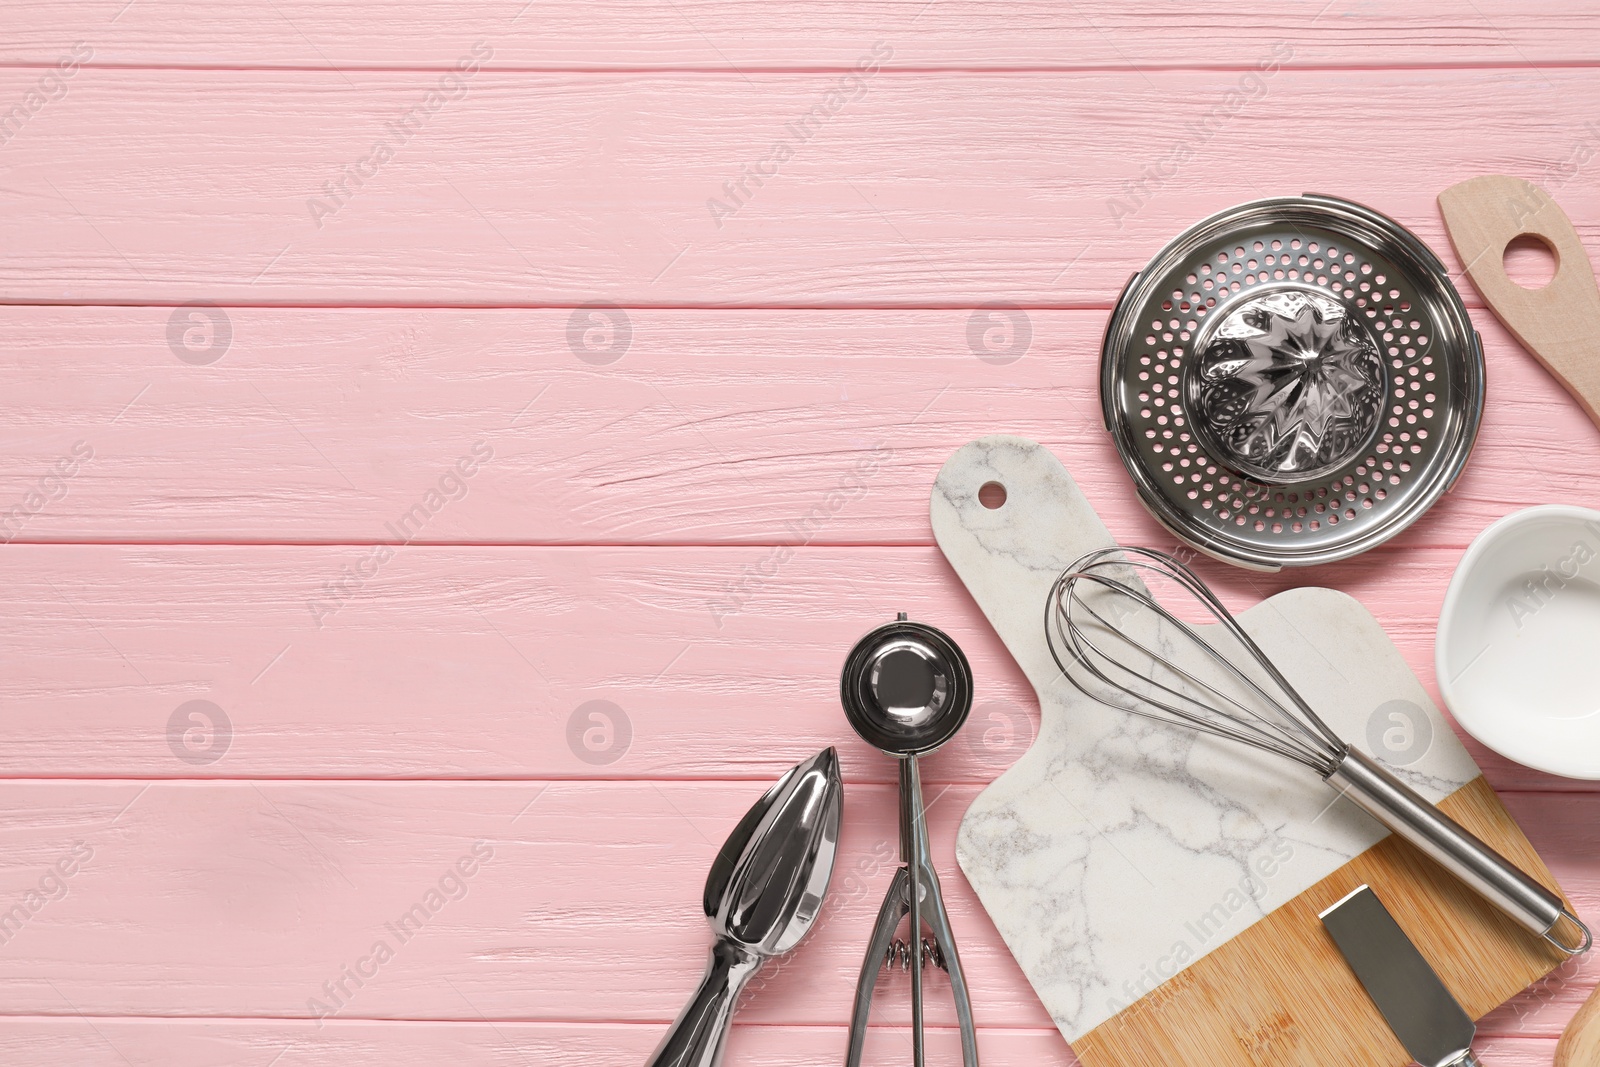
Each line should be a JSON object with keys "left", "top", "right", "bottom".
{"left": 1, "top": 3, "right": 1597, "bottom": 1063}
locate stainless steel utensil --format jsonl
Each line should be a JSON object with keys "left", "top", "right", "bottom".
{"left": 1321, "top": 884, "right": 1484, "bottom": 1067}
{"left": 1046, "top": 547, "right": 1590, "bottom": 956}
{"left": 646, "top": 747, "right": 844, "bottom": 1067}
{"left": 1101, "top": 194, "right": 1484, "bottom": 569}
{"left": 841, "top": 614, "right": 979, "bottom": 1067}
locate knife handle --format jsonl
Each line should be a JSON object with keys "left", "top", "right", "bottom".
{"left": 645, "top": 939, "right": 763, "bottom": 1067}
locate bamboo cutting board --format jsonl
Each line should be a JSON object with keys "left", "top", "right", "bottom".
{"left": 932, "top": 435, "right": 1574, "bottom": 1067}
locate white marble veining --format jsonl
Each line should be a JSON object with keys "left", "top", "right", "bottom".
{"left": 931, "top": 436, "right": 1481, "bottom": 1042}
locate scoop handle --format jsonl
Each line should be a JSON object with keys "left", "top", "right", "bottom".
{"left": 1438, "top": 175, "right": 1600, "bottom": 430}
{"left": 645, "top": 939, "right": 762, "bottom": 1067}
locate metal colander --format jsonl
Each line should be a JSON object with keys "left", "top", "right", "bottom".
{"left": 1101, "top": 194, "right": 1484, "bottom": 570}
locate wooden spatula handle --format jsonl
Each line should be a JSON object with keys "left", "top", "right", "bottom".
{"left": 1557, "top": 980, "right": 1600, "bottom": 1067}
{"left": 1438, "top": 175, "right": 1600, "bottom": 430}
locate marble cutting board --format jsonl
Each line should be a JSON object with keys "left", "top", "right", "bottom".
{"left": 932, "top": 435, "right": 1572, "bottom": 1067}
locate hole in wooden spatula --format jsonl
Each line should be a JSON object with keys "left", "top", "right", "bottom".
{"left": 1503, "top": 233, "right": 1558, "bottom": 289}
{"left": 978, "top": 481, "right": 1007, "bottom": 509}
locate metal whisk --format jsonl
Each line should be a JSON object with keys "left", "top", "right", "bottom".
{"left": 1046, "top": 547, "right": 1591, "bottom": 957}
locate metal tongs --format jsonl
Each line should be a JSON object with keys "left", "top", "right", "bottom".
{"left": 840, "top": 615, "right": 979, "bottom": 1067}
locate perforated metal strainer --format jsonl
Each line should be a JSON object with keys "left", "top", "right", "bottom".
{"left": 1101, "top": 194, "right": 1484, "bottom": 570}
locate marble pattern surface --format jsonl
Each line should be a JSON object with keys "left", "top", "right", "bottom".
{"left": 931, "top": 435, "right": 1482, "bottom": 1041}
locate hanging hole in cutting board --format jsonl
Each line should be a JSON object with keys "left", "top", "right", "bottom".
{"left": 978, "top": 481, "right": 1007, "bottom": 509}
{"left": 1503, "top": 233, "right": 1558, "bottom": 290}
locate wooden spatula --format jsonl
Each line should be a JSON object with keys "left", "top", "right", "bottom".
{"left": 1438, "top": 175, "right": 1600, "bottom": 432}
{"left": 1557, "top": 982, "right": 1600, "bottom": 1067}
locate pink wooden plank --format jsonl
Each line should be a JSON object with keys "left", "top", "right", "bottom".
{"left": 0, "top": 544, "right": 1025, "bottom": 782}
{"left": 0, "top": 1020, "right": 1082, "bottom": 1067}
{"left": 4, "top": 1, "right": 1600, "bottom": 70}
{"left": 0, "top": 307, "right": 1593, "bottom": 550}
{"left": 3, "top": 69, "right": 1600, "bottom": 305}
{"left": 0, "top": 541, "right": 1586, "bottom": 792}
{"left": 0, "top": 780, "right": 1043, "bottom": 1025}
{"left": 2, "top": 5, "right": 1597, "bottom": 1055}
{"left": 0, "top": 780, "right": 1592, "bottom": 1033}
{"left": 0, "top": 1019, "right": 1575, "bottom": 1067}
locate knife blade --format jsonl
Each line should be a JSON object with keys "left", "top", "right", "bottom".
{"left": 1319, "top": 884, "right": 1483, "bottom": 1067}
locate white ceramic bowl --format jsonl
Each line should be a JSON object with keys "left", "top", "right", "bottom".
{"left": 1437, "top": 505, "right": 1600, "bottom": 780}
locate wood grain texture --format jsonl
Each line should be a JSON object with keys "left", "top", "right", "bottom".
{"left": 0, "top": 541, "right": 1585, "bottom": 792}
{"left": 1441, "top": 175, "right": 1600, "bottom": 430}
{"left": 1074, "top": 778, "right": 1576, "bottom": 1067}
{"left": 0, "top": 1020, "right": 1081, "bottom": 1067}
{"left": 4, "top": 69, "right": 1600, "bottom": 305}
{"left": 0, "top": 307, "right": 1594, "bottom": 549}
{"left": 5, "top": 1, "right": 1600, "bottom": 70}
{"left": 1557, "top": 980, "right": 1600, "bottom": 1067}
{"left": 6, "top": 5, "right": 1600, "bottom": 1064}
{"left": 0, "top": 780, "right": 1038, "bottom": 1024}
{"left": 0, "top": 1021, "right": 1577, "bottom": 1067}
{"left": 0, "top": 779, "right": 1592, "bottom": 1035}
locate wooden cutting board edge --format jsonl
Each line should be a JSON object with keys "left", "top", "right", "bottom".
{"left": 928, "top": 435, "right": 1575, "bottom": 1066}
{"left": 1073, "top": 775, "right": 1571, "bottom": 1067}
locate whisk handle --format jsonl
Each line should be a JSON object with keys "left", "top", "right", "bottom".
{"left": 1326, "top": 748, "right": 1591, "bottom": 955}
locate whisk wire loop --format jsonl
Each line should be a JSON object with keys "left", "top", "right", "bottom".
{"left": 1042, "top": 545, "right": 1592, "bottom": 956}
{"left": 1046, "top": 547, "right": 1345, "bottom": 775}
{"left": 1050, "top": 577, "right": 1298, "bottom": 761}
